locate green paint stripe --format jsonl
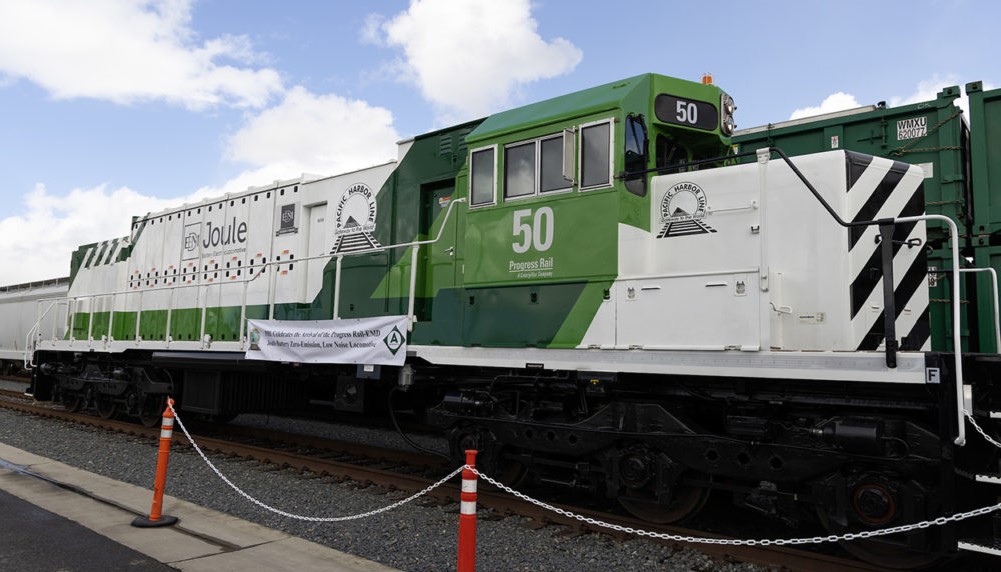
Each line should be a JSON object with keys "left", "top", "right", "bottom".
{"left": 83, "top": 246, "right": 98, "bottom": 269}
{"left": 103, "top": 238, "right": 120, "bottom": 265}
{"left": 93, "top": 242, "right": 109, "bottom": 267}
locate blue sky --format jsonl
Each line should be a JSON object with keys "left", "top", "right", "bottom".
{"left": 0, "top": 0, "right": 996, "bottom": 284}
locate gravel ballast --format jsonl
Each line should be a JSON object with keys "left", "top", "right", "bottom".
{"left": 0, "top": 408, "right": 765, "bottom": 572}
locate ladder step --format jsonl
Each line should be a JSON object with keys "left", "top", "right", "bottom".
{"left": 991, "top": 411, "right": 1001, "bottom": 419}
{"left": 959, "top": 539, "right": 1001, "bottom": 556}
{"left": 975, "top": 474, "right": 1001, "bottom": 485}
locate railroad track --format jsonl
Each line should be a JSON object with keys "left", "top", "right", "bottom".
{"left": 0, "top": 394, "right": 897, "bottom": 571}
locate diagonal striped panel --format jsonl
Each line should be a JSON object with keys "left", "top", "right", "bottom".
{"left": 843, "top": 154, "right": 930, "bottom": 353}
{"left": 848, "top": 188, "right": 925, "bottom": 319}
{"left": 847, "top": 161, "right": 910, "bottom": 249}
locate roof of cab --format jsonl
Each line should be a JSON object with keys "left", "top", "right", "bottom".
{"left": 465, "top": 74, "right": 652, "bottom": 144}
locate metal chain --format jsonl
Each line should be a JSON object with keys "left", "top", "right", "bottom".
{"left": 168, "top": 401, "right": 1001, "bottom": 541}
{"left": 964, "top": 409, "right": 1001, "bottom": 449}
{"left": 168, "top": 402, "right": 464, "bottom": 522}
{"left": 470, "top": 467, "right": 1001, "bottom": 547}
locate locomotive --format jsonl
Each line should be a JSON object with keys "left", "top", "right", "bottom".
{"left": 8, "top": 73, "right": 1001, "bottom": 567}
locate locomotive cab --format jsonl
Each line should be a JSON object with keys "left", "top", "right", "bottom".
{"left": 451, "top": 74, "right": 734, "bottom": 349}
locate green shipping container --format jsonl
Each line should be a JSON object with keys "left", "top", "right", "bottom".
{"left": 734, "top": 86, "right": 970, "bottom": 243}
{"left": 967, "top": 81, "right": 1001, "bottom": 351}
{"left": 968, "top": 81, "right": 1001, "bottom": 242}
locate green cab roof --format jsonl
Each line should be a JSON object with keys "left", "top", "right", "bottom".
{"left": 466, "top": 74, "right": 653, "bottom": 144}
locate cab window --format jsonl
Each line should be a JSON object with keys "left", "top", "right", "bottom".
{"left": 504, "top": 142, "right": 535, "bottom": 199}
{"left": 624, "top": 114, "right": 649, "bottom": 196}
{"left": 470, "top": 146, "right": 496, "bottom": 206}
{"left": 580, "top": 120, "right": 612, "bottom": 190}
{"left": 540, "top": 136, "right": 571, "bottom": 193}
{"left": 503, "top": 134, "right": 572, "bottom": 200}
{"left": 656, "top": 134, "right": 688, "bottom": 174}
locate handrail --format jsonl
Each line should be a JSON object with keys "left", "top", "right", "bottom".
{"left": 898, "top": 214, "right": 964, "bottom": 445}
{"left": 23, "top": 299, "right": 63, "bottom": 369}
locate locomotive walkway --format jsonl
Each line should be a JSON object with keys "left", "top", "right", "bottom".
{"left": 0, "top": 443, "right": 397, "bottom": 572}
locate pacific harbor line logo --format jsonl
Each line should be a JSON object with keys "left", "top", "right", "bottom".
{"left": 331, "top": 183, "right": 383, "bottom": 255}
{"left": 656, "top": 181, "right": 717, "bottom": 238}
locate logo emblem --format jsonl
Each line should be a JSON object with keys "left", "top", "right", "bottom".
{"left": 383, "top": 326, "right": 405, "bottom": 355}
{"left": 656, "top": 182, "right": 716, "bottom": 238}
{"left": 332, "top": 183, "right": 383, "bottom": 254}
{"left": 182, "top": 223, "right": 202, "bottom": 260}
{"left": 277, "top": 203, "right": 298, "bottom": 236}
{"left": 248, "top": 328, "right": 261, "bottom": 351}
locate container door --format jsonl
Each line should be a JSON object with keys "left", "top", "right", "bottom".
{"left": 302, "top": 202, "right": 328, "bottom": 306}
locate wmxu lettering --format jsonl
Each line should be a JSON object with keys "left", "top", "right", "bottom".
{"left": 202, "top": 218, "right": 248, "bottom": 249}
{"left": 897, "top": 117, "right": 927, "bottom": 141}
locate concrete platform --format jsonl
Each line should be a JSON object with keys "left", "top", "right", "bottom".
{"left": 0, "top": 443, "right": 398, "bottom": 572}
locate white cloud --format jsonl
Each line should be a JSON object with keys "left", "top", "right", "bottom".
{"left": 0, "top": 184, "right": 189, "bottom": 284}
{"left": 789, "top": 92, "right": 862, "bottom": 120}
{"left": 225, "top": 86, "right": 401, "bottom": 176}
{"left": 0, "top": 84, "right": 404, "bottom": 285}
{"left": 890, "top": 74, "right": 998, "bottom": 120}
{"left": 0, "top": 0, "right": 283, "bottom": 109}
{"left": 371, "top": 0, "right": 582, "bottom": 123}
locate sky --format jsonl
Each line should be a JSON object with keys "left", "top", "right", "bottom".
{"left": 0, "top": 0, "right": 996, "bottom": 284}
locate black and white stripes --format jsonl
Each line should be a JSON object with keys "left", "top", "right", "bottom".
{"left": 81, "top": 237, "right": 128, "bottom": 269}
{"left": 844, "top": 151, "right": 930, "bottom": 352}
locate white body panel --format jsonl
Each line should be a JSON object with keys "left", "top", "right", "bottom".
{"left": 582, "top": 150, "right": 929, "bottom": 355}
{"left": 57, "top": 162, "right": 399, "bottom": 345}
{"left": 0, "top": 280, "right": 69, "bottom": 360}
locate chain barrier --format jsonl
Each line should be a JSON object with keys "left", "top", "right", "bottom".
{"left": 965, "top": 409, "right": 1001, "bottom": 449}
{"left": 168, "top": 402, "right": 464, "bottom": 522}
{"left": 168, "top": 402, "right": 1001, "bottom": 545}
{"left": 470, "top": 467, "right": 1001, "bottom": 547}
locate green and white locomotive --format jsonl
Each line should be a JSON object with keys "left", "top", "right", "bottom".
{"left": 19, "top": 73, "right": 1001, "bottom": 566}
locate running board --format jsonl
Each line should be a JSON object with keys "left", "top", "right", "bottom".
{"left": 959, "top": 539, "right": 1001, "bottom": 556}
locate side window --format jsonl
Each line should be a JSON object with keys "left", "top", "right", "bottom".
{"left": 501, "top": 134, "right": 573, "bottom": 201}
{"left": 656, "top": 134, "right": 688, "bottom": 174}
{"left": 504, "top": 142, "right": 535, "bottom": 199}
{"left": 540, "top": 136, "right": 572, "bottom": 193}
{"left": 470, "top": 147, "right": 496, "bottom": 206}
{"left": 624, "top": 114, "right": 649, "bottom": 197}
{"left": 580, "top": 121, "right": 612, "bottom": 189}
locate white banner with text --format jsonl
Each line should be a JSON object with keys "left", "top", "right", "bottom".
{"left": 245, "top": 316, "right": 408, "bottom": 365}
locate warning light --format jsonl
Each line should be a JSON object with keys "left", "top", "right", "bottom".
{"left": 701, "top": 73, "right": 713, "bottom": 85}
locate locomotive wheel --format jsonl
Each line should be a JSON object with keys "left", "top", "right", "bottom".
{"left": 816, "top": 509, "right": 943, "bottom": 569}
{"left": 95, "top": 396, "right": 118, "bottom": 419}
{"left": 450, "top": 425, "right": 525, "bottom": 486}
{"left": 618, "top": 484, "right": 710, "bottom": 524}
{"left": 138, "top": 396, "right": 166, "bottom": 428}
{"left": 492, "top": 460, "right": 527, "bottom": 487}
{"left": 60, "top": 392, "right": 83, "bottom": 413}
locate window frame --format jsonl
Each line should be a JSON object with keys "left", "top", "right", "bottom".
{"left": 501, "top": 133, "right": 575, "bottom": 202}
{"left": 468, "top": 144, "right": 498, "bottom": 208}
{"left": 502, "top": 140, "right": 537, "bottom": 202}
{"left": 539, "top": 134, "right": 574, "bottom": 195}
{"left": 578, "top": 118, "right": 615, "bottom": 192}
